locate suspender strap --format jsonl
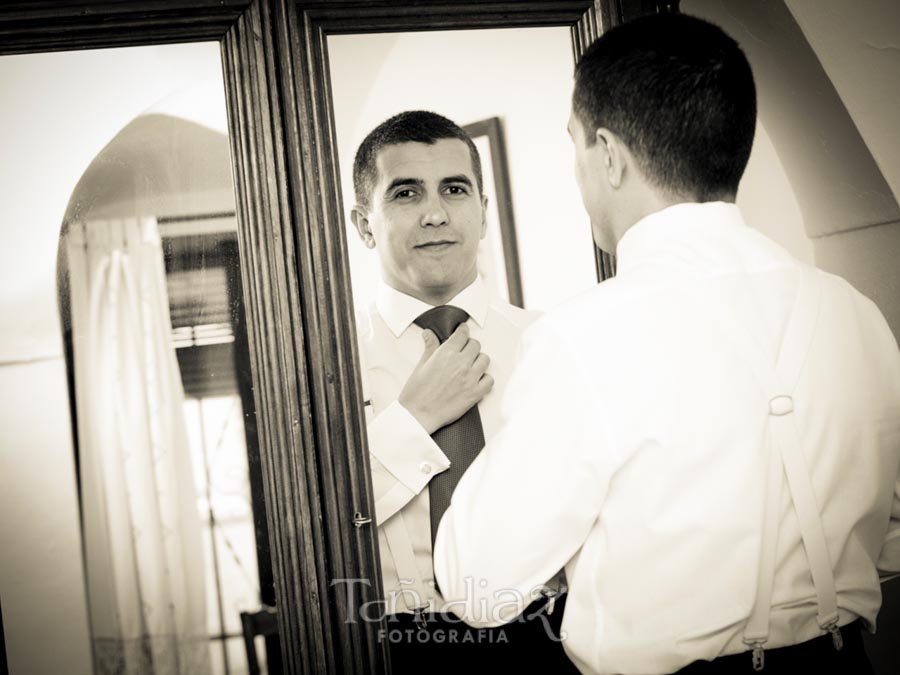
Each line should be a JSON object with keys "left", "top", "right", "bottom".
{"left": 358, "top": 344, "right": 433, "bottom": 620}
{"left": 381, "top": 514, "right": 433, "bottom": 616}
{"left": 697, "top": 266, "right": 836, "bottom": 669}
{"left": 742, "top": 266, "right": 841, "bottom": 668}
{"left": 743, "top": 425, "right": 784, "bottom": 653}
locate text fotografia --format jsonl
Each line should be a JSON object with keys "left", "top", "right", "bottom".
{"left": 331, "top": 577, "right": 564, "bottom": 639}
{"left": 378, "top": 627, "right": 509, "bottom": 644}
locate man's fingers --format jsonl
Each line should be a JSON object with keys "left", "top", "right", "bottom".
{"left": 477, "top": 372, "right": 495, "bottom": 395}
{"left": 473, "top": 352, "right": 490, "bottom": 375}
{"left": 461, "top": 337, "right": 482, "bottom": 361}
{"left": 444, "top": 322, "right": 470, "bottom": 349}
{"left": 419, "top": 329, "right": 439, "bottom": 363}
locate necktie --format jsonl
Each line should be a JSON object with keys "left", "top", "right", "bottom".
{"left": 413, "top": 305, "right": 486, "bottom": 548}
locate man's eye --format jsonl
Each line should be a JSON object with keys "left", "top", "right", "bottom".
{"left": 444, "top": 185, "right": 469, "bottom": 196}
{"left": 393, "top": 189, "right": 417, "bottom": 200}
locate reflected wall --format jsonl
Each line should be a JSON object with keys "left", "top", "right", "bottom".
{"left": 0, "top": 42, "right": 271, "bottom": 675}
{"left": 329, "top": 27, "right": 599, "bottom": 312}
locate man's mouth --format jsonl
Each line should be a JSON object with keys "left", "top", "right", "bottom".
{"left": 415, "top": 240, "right": 455, "bottom": 250}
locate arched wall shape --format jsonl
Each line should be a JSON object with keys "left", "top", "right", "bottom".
{"left": 63, "top": 114, "right": 235, "bottom": 222}
{"left": 56, "top": 108, "right": 280, "bottom": 673}
{"left": 684, "top": 0, "right": 900, "bottom": 339}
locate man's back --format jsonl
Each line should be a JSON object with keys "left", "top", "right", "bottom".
{"left": 544, "top": 202, "right": 900, "bottom": 672}
{"left": 435, "top": 202, "right": 900, "bottom": 675}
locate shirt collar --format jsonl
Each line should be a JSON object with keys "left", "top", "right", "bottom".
{"left": 375, "top": 276, "right": 489, "bottom": 338}
{"left": 615, "top": 201, "right": 752, "bottom": 275}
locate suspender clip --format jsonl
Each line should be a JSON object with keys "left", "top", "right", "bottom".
{"left": 541, "top": 588, "right": 559, "bottom": 616}
{"left": 412, "top": 605, "right": 429, "bottom": 631}
{"left": 826, "top": 621, "right": 844, "bottom": 651}
{"left": 743, "top": 639, "right": 765, "bottom": 671}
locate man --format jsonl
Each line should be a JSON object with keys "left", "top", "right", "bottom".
{"left": 434, "top": 13, "right": 900, "bottom": 675}
{"left": 350, "top": 110, "right": 573, "bottom": 672}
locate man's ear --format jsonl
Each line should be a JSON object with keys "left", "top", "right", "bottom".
{"left": 479, "top": 192, "right": 488, "bottom": 239}
{"left": 596, "top": 128, "right": 626, "bottom": 189}
{"left": 350, "top": 205, "right": 376, "bottom": 249}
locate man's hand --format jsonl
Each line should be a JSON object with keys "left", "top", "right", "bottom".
{"left": 398, "top": 323, "right": 493, "bottom": 434}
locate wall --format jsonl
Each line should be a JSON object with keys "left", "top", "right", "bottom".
{"left": 683, "top": 2, "right": 900, "bottom": 673}
{"left": 787, "top": 0, "right": 900, "bottom": 341}
{"left": 685, "top": 0, "right": 900, "bottom": 338}
{"left": 787, "top": 4, "right": 900, "bottom": 672}
{"left": 0, "top": 42, "right": 226, "bottom": 675}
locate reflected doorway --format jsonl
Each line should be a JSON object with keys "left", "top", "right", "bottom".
{"left": 49, "top": 44, "right": 281, "bottom": 675}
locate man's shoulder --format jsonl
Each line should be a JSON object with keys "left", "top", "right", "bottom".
{"left": 542, "top": 277, "right": 632, "bottom": 324}
{"left": 488, "top": 298, "right": 542, "bottom": 332}
{"left": 354, "top": 301, "right": 385, "bottom": 345}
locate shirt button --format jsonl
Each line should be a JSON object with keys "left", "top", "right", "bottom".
{"left": 427, "top": 579, "right": 435, "bottom": 588}
{"left": 420, "top": 462, "right": 433, "bottom": 475}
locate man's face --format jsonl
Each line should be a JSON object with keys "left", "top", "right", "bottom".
{"left": 352, "top": 138, "right": 487, "bottom": 305}
{"left": 568, "top": 110, "right": 614, "bottom": 252}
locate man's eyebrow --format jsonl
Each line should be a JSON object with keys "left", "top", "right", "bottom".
{"left": 384, "top": 177, "right": 424, "bottom": 193}
{"left": 440, "top": 175, "right": 473, "bottom": 187}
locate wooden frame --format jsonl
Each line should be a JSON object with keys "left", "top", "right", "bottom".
{"left": 463, "top": 117, "right": 525, "bottom": 308}
{"left": 0, "top": 1, "right": 633, "bottom": 673}
{"left": 287, "top": 5, "right": 622, "bottom": 674}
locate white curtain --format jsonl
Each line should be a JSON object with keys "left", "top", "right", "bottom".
{"left": 67, "top": 218, "right": 210, "bottom": 675}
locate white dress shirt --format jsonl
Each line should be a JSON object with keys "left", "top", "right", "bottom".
{"left": 357, "top": 275, "right": 540, "bottom": 613}
{"left": 434, "top": 202, "right": 900, "bottom": 674}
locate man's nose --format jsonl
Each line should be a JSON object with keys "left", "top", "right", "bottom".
{"left": 420, "top": 193, "right": 448, "bottom": 227}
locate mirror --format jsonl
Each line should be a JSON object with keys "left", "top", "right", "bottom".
{"left": 330, "top": 27, "right": 598, "bottom": 312}
{"left": 325, "top": 25, "right": 600, "bottom": 636}
{"left": 1, "top": 42, "right": 278, "bottom": 675}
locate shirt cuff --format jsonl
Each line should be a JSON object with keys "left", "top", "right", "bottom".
{"left": 369, "top": 401, "right": 450, "bottom": 491}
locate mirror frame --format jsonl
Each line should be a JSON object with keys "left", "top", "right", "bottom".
{"left": 286, "top": 2, "right": 625, "bottom": 673}
{"left": 0, "top": 1, "right": 638, "bottom": 673}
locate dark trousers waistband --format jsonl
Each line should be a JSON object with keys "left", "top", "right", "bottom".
{"left": 675, "top": 620, "right": 873, "bottom": 675}
{"left": 384, "top": 594, "right": 579, "bottom": 674}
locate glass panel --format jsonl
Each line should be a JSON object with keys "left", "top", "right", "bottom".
{"left": 0, "top": 41, "right": 275, "bottom": 675}
{"left": 325, "top": 25, "right": 595, "bottom": 644}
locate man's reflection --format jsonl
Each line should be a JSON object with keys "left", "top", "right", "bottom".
{"left": 348, "top": 111, "right": 574, "bottom": 671}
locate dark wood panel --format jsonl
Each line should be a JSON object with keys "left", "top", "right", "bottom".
{"left": 222, "top": 4, "right": 334, "bottom": 673}
{"left": 571, "top": 1, "right": 621, "bottom": 281}
{"left": 290, "top": 1, "right": 622, "bottom": 672}
{"left": 273, "top": 0, "right": 386, "bottom": 671}
{"left": 300, "top": 1, "right": 595, "bottom": 33}
{"left": 0, "top": 1, "right": 251, "bottom": 53}
{"left": 1, "top": 3, "right": 314, "bottom": 675}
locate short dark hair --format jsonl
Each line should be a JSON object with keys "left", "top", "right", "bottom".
{"left": 573, "top": 13, "right": 756, "bottom": 200}
{"left": 352, "top": 110, "right": 483, "bottom": 207}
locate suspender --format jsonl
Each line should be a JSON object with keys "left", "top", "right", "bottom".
{"left": 381, "top": 515, "right": 433, "bottom": 616}
{"left": 358, "top": 339, "right": 434, "bottom": 619}
{"left": 700, "top": 266, "right": 838, "bottom": 670}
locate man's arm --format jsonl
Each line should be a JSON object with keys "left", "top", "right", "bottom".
{"left": 367, "top": 324, "right": 493, "bottom": 524}
{"left": 433, "top": 318, "right": 618, "bottom": 627}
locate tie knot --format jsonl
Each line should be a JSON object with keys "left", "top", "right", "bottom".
{"left": 414, "top": 305, "right": 470, "bottom": 342}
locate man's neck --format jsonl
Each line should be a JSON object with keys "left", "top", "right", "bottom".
{"left": 390, "top": 276, "right": 477, "bottom": 307}
{"left": 611, "top": 186, "right": 737, "bottom": 251}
